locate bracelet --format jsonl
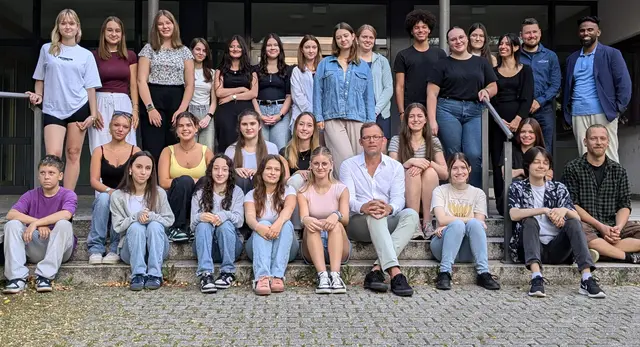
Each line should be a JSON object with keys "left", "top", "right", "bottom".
{"left": 206, "top": 113, "right": 214, "bottom": 119}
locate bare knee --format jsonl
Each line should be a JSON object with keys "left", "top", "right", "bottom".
{"left": 421, "top": 167, "right": 439, "bottom": 183}
{"left": 65, "top": 146, "right": 82, "bottom": 163}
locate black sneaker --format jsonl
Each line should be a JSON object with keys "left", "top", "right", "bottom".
{"left": 363, "top": 269, "right": 388, "bottom": 293}
{"left": 528, "top": 275, "right": 547, "bottom": 297}
{"left": 214, "top": 272, "right": 236, "bottom": 289}
{"left": 168, "top": 227, "right": 189, "bottom": 243}
{"left": 579, "top": 276, "right": 606, "bottom": 299}
{"left": 200, "top": 273, "right": 217, "bottom": 294}
{"left": 628, "top": 252, "right": 640, "bottom": 264}
{"left": 477, "top": 272, "right": 501, "bottom": 290}
{"left": 390, "top": 273, "right": 414, "bottom": 297}
{"left": 35, "top": 276, "right": 52, "bottom": 293}
{"left": 436, "top": 272, "right": 452, "bottom": 290}
{"left": 145, "top": 276, "right": 162, "bottom": 290}
{"left": 130, "top": 275, "right": 145, "bottom": 291}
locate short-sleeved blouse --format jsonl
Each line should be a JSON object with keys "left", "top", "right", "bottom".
{"left": 388, "top": 135, "right": 443, "bottom": 159}
{"left": 139, "top": 44, "right": 193, "bottom": 85}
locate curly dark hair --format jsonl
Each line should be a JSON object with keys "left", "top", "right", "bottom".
{"left": 252, "top": 154, "right": 287, "bottom": 218}
{"left": 405, "top": 9, "right": 437, "bottom": 35}
{"left": 257, "top": 33, "right": 287, "bottom": 79}
{"left": 199, "top": 154, "right": 235, "bottom": 213}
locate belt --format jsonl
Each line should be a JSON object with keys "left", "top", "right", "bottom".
{"left": 257, "top": 99, "right": 286, "bottom": 106}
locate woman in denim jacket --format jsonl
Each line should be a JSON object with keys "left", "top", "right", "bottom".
{"left": 313, "top": 22, "right": 375, "bottom": 175}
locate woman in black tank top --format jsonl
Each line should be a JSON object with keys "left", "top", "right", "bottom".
{"left": 88, "top": 111, "right": 141, "bottom": 265}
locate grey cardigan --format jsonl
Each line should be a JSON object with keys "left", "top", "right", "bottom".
{"left": 190, "top": 185, "right": 245, "bottom": 232}
{"left": 110, "top": 187, "right": 175, "bottom": 235}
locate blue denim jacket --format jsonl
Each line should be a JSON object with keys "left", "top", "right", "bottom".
{"left": 313, "top": 56, "right": 375, "bottom": 123}
{"left": 520, "top": 43, "right": 561, "bottom": 109}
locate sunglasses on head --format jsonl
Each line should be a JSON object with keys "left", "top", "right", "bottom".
{"left": 113, "top": 111, "right": 133, "bottom": 118}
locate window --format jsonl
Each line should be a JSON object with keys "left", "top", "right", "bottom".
{"left": 0, "top": 0, "right": 33, "bottom": 40}
{"left": 142, "top": 0, "right": 179, "bottom": 41}
{"left": 208, "top": 2, "right": 244, "bottom": 66}
{"left": 555, "top": 5, "right": 591, "bottom": 47}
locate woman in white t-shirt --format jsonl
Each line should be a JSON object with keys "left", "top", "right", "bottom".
{"left": 430, "top": 152, "right": 500, "bottom": 291}
{"left": 27, "top": 9, "right": 102, "bottom": 191}
{"left": 189, "top": 38, "right": 217, "bottom": 149}
{"left": 244, "top": 155, "right": 299, "bottom": 296}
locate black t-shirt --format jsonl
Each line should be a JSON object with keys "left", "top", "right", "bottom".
{"left": 590, "top": 162, "right": 606, "bottom": 187}
{"left": 279, "top": 147, "right": 311, "bottom": 175}
{"left": 500, "top": 144, "right": 525, "bottom": 175}
{"left": 253, "top": 65, "right": 291, "bottom": 101}
{"left": 428, "top": 55, "right": 498, "bottom": 101}
{"left": 394, "top": 46, "right": 447, "bottom": 106}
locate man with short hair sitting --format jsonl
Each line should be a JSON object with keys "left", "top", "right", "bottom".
{"left": 508, "top": 146, "right": 604, "bottom": 298}
{"left": 563, "top": 124, "right": 640, "bottom": 264}
{"left": 3, "top": 155, "right": 77, "bottom": 294}
{"left": 340, "top": 122, "right": 419, "bottom": 297}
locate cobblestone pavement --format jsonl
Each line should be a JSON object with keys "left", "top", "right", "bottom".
{"left": 1, "top": 284, "right": 640, "bottom": 346}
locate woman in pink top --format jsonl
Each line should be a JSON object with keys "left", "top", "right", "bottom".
{"left": 298, "top": 147, "right": 351, "bottom": 294}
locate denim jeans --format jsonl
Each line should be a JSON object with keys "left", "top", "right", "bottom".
{"left": 430, "top": 219, "right": 489, "bottom": 274}
{"left": 120, "top": 221, "right": 170, "bottom": 279}
{"left": 87, "top": 192, "right": 120, "bottom": 255}
{"left": 193, "top": 221, "right": 243, "bottom": 276}
{"left": 532, "top": 104, "right": 555, "bottom": 152}
{"left": 436, "top": 98, "right": 483, "bottom": 187}
{"left": 259, "top": 104, "right": 291, "bottom": 150}
{"left": 245, "top": 220, "right": 299, "bottom": 280}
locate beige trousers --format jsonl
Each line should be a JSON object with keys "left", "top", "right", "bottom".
{"left": 572, "top": 113, "right": 619, "bottom": 163}
{"left": 324, "top": 119, "right": 363, "bottom": 177}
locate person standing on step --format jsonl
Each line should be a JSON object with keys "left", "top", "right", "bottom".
{"left": 189, "top": 38, "right": 217, "bottom": 149}
{"left": 520, "top": 18, "right": 561, "bottom": 152}
{"left": 253, "top": 34, "right": 292, "bottom": 151}
{"left": 509, "top": 146, "right": 604, "bottom": 298}
{"left": 2, "top": 155, "right": 77, "bottom": 294}
{"left": 290, "top": 35, "right": 321, "bottom": 131}
{"left": 111, "top": 151, "right": 174, "bottom": 291}
{"left": 394, "top": 9, "right": 446, "bottom": 114}
{"left": 88, "top": 112, "right": 141, "bottom": 265}
{"left": 214, "top": 35, "right": 258, "bottom": 152}
{"left": 90, "top": 16, "right": 138, "bottom": 154}
{"left": 468, "top": 23, "right": 498, "bottom": 67}
{"left": 158, "top": 112, "right": 214, "bottom": 243}
{"left": 430, "top": 153, "right": 500, "bottom": 291}
{"left": 27, "top": 9, "right": 102, "bottom": 191}
{"left": 191, "top": 154, "right": 244, "bottom": 293}
{"left": 244, "top": 155, "right": 299, "bottom": 296}
{"left": 388, "top": 103, "right": 448, "bottom": 239}
{"left": 340, "top": 123, "right": 418, "bottom": 297}
{"left": 137, "top": 10, "right": 194, "bottom": 162}
{"left": 314, "top": 22, "right": 375, "bottom": 177}
{"left": 562, "top": 124, "right": 640, "bottom": 265}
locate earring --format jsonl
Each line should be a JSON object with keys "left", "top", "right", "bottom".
{"left": 129, "top": 171, "right": 132, "bottom": 175}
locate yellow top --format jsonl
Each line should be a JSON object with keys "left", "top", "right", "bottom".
{"left": 169, "top": 145, "right": 207, "bottom": 179}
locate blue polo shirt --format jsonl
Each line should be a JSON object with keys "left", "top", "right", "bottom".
{"left": 571, "top": 45, "right": 604, "bottom": 116}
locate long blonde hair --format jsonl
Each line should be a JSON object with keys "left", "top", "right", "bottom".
{"left": 150, "top": 10, "right": 183, "bottom": 51}
{"left": 283, "top": 112, "right": 320, "bottom": 170}
{"left": 49, "top": 9, "right": 82, "bottom": 56}
{"left": 300, "top": 147, "right": 336, "bottom": 193}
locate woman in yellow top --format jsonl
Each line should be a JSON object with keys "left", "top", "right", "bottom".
{"left": 159, "top": 112, "right": 214, "bottom": 242}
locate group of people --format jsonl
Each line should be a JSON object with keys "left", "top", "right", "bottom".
{"left": 0, "top": 8, "right": 636, "bottom": 298}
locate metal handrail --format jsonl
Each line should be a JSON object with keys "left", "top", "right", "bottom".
{"left": 0, "top": 91, "right": 42, "bottom": 189}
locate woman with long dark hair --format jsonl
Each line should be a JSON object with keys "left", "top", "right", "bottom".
{"left": 189, "top": 38, "right": 217, "bottom": 148}
{"left": 468, "top": 23, "right": 497, "bottom": 67}
{"left": 214, "top": 35, "right": 258, "bottom": 152}
{"left": 191, "top": 154, "right": 244, "bottom": 293}
{"left": 290, "top": 35, "right": 321, "bottom": 130}
{"left": 111, "top": 151, "right": 174, "bottom": 291}
{"left": 501, "top": 118, "right": 549, "bottom": 181}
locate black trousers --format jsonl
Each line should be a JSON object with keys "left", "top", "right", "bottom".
{"left": 490, "top": 122, "right": 508, "bottom": 216}
{"left": 139, "top": 84, "right": 183, "bottom": 162}
{"left": 236, "top": 176, "right": 254, "bottom": 195}
{"left": 167, "top": 176, "right": 200, "bottom": 230}
{"left": 519, "top": 217, "right": 595, "bottom": 272}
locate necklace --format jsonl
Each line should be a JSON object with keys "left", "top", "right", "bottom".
{"left": 179, "top": 142, "right": 197, "bottom": 153}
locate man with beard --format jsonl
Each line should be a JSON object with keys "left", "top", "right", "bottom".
{"left": 562, "top": 16, "right": 631, "bottom": 162}
{"left": 562, "top": 124, "right": 640, "bottom": 265}
{"left": 520, "top": 18, "right": 561, "bottom": 152}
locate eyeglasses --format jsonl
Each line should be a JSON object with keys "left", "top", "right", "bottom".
{"left": 361, "top": 135, "right": 384, "bottom": 142}
{"left": 113, "top": 111, "right": 133, "bottom": 118}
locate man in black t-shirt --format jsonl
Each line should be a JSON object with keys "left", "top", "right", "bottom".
{"left": 394, "top": 9, "right": 447, "bottom": 118}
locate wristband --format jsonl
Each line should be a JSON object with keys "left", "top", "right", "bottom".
{"left": 206, "top": 113, "right": 214, "bottom": 119}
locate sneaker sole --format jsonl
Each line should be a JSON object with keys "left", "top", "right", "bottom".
{"left": 88, "top": 259, "right": 102, "bottom": 265}
{"left": 130, "top": 286, "right": 144, "bottom": 291}
{"left": 102, "top": 258, "right": 120, "bottom": 265}
{"left": 589, "top": 249, "right": 600, "bottom": 263}
{"left": 36, "top": 287, "right": 53, "bottom": 293}
{"left": 201, "top": 288, "right": 217, "bottom": 294}
{"left": 315, "top": 288, "right": 332, "bottom": 294}
{"left": 3, "top": 288, "right": 24, "bottom": 294}
{"left": 214, "top": 283, "right": 232, "bottom": 289}
{"left": 528, "top": 291, "right": 546, "bottom": 297}
{"left": 145, "top": 286, "right": 161, "bottom": 290}
{"left": 392, "top": 289, "right": 414, "bottom": 297}
{"left": 331, "top": 288, "right": 347, "bottom": 294}
{"left": 579, "top": 288, "right": 606, "bottom": 298}
{"left": 254, "top": 290, "right": 271, "bottom": 296}
{"left": 169, "top": 237, "right": 189, "bottom": 243}
{"left": 436, "top": 285, "right": 451, "bottom": 290}
{"left": 364, "top": 283, "right": 389, "bottom": 293}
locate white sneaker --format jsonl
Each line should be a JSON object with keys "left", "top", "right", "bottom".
{"left": 102, "top": 252, "right": 120, "bottom": 264}
{"left": 330, "top": 272, "right": 347, "bottom": 294}
{"left": 89, "top": 253, "right": 103, "bottom": 265}
{"left": 315, "top": 272, "right": 332, "bottom": 294}
{"left": 3, "top": 278, "right": 27, "bottom": 294}
{"left": 589, "top": 249, "right": 600, "bottom": 263}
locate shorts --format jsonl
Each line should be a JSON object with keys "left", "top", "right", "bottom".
{"left": 43, "top": 102, "right": 90, "bottom": 127}
{"left": 302, "top": 230, "right": 352, "bottom": 265}
{"left": 581, "top": 221, "right": 640, "bottom": 242}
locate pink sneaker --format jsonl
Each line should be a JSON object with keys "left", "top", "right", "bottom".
{"left": 271, "top": 277, "right": 285, "bottom": 293}
{"left": 254, "top": 277, "right": 271, "bottom": 296}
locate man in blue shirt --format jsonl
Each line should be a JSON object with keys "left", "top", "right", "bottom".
{"left": 562, "top": 16, "right": 632, "bottom": 163}
{"left": 520, "top": 18, "right": 561, "bottom": 152}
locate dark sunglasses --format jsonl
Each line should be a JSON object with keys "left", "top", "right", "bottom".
{"left": 113, "top": 111, "right": 133, "bottom": 118}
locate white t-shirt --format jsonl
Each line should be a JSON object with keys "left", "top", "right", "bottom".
{"left": 191, "top": 68, "right": 214, "bottom": 106}
{"left": 431, "top": 183, "right": 487, "bottom": 220}
{"left": 531, "top": 184, "right": 559, "bottom": 244}
{"left": 33, "top": 43, "right": 102, "bottom": 118}
{"left": 245, "top": 186, "right": 296, "bottom": 223}
{"left": 126, "top": 193, "right": 146, "bottom": 215}
{"left": 224, "top": 141, "right": 279, "bottom": 170}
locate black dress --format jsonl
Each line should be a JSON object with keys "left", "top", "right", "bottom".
{"left": 214, "top": 70, "right": 255, "bottom": 152}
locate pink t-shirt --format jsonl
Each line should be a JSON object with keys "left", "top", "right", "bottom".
{"left": 301, "top": 182, "right": 346, "bottom": 219}
{"left": 93, "top": 50, "right": 137, "bottom": 94}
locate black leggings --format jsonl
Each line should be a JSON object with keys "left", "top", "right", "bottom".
{"left": 167, "top": 175, "right": 204, "bottom": 230}
{"left": 139, "top": 84, "right": 183, "bottom": 162}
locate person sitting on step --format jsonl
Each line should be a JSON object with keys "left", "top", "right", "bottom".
{"left": 340, "top": 122, "right": 418, "bottom": 297}
{"left": 3, "top": 155, "right": 77, "bottom": 294}
{"left": 244, "top": 155, "right": 299, "bottom": 295}
{"left": 111, "top": 151, "right": 175, "bottom": 291}
{"left": 191, "top": 154, "right": 245, "bottom": 293}
{"left": 298, "top": 147, "right": 351, "bottom": 294}
{"left": 431, "top": 153, "right": 500, "bottom": 291}
{"left": 158, "top": 111, "right": 214, "bottom": 243}
{"left": 509, "top": 146, "right": 604, "bottom": 298}
{"left": 88, "top": 111, "right": 140, "bottom": 265}
{"left": 562, "top": 124, "right": 640, "bottom": 264}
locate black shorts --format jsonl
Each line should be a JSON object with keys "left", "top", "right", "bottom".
{"left": 43, "top": 102, "right": 90, "bottom": 127}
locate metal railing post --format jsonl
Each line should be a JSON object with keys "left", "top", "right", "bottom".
{"left": 503, "top": 142, "right": 513, "bottom": 263}
{"left": 33, "top": 106, "right": 42, "bottom": 188}
{"left": 482, "top": 108, "right": 489, "bottom": 208}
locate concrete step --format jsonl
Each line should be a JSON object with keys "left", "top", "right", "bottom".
{"left": 4, "top": 260, "right": 640, "bottom": 287}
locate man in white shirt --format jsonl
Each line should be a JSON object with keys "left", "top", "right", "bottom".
{"left": 340, "top": 123, "right": 418, "bottom": 296}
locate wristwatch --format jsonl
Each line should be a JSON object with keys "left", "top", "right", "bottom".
{"left": 331, "top": 210, "right": 343, "bottom": 221}
{"left": 105, "top": 188, "right": 112, "bottom": 193}
{"left": 232, "top": 94, "right": 237, "bottom": 101}
{"left": 206, "top": 113, "right": 214, "bottom": 119}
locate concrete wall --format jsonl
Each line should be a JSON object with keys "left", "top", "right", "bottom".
{"left": 598, "top": 0, "right": 640, "bottom": 45}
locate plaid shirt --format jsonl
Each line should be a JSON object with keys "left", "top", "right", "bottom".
{"left": 562, "top": 154, "right": 631, "bottom": 227}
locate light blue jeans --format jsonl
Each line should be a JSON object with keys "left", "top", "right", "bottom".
{"left": 120, "top": 221, "right": 169, "bottom": 279}
{"left": 259, "top": 103, "right": 291, "bottom": 150}
{"left": 245, "top": 220, "right": 299, "bottom": 280}
{"left": 193, "top": 221, "right": 243, "bottom": 276}
{"left": 87, "top": 192, "right": 119, "bottom": 255}
{"left": 430, "top": 219, "right": 489, "bottom": 274}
